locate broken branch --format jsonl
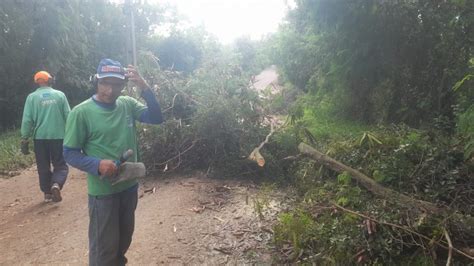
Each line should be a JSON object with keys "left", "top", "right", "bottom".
{"left": 248, "top": 121, "right": 275, "bottom": 167}
{"left": 156, "top": 139, "right": 198, "bottom": 166}
{"left": 298, "top": 142, "right": 440, "bottom": 213}
{"left": 444, "top": 228, "right": 453, "bottom": 266}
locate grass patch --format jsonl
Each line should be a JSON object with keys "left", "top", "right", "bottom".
{"left": 302, "top": 106, "right": 372, "bottom": 140}
{"left": 0, "top": 129, "right": 34, "bottom": 176}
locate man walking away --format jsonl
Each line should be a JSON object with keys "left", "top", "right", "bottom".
{"left": 21, "top": 71, "right": 70, "bottom": 203}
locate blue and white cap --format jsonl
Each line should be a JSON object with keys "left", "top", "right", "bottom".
{"left": 96, "top": 58, "right": 126, "bottom": 79}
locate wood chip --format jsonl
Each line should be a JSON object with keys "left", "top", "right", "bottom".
{"left": 215, "top": 185, "right": 231, "bottom": 192}
{"left": 144, "top": 187, "right": 156, "bottom": 193}
{"left": 232, "top": 231, "right": 245, "bottom": 237}
{"left": 180, "top": 181, "right": 196, "bottom": 187}
{"left": 213, "top": 216, "right": 225, "bottom": 222}
{"left": 188, "top": 205, "right": 206, "bottom": 213}
{"left": 214, "top": 247, "right": 232, "bottom": 255}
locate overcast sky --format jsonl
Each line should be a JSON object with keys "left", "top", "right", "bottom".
{"left": 153, "top": 0, "right": 292, "bottom": 43}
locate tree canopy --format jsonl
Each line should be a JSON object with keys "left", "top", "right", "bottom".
{"left": 272, "top": 0, "right": 473, "bottom": 126}
{"left": 1, "top": 0, "right": 182, "bottom": 129}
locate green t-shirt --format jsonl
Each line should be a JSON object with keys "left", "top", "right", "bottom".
{"left": 21, "top": 87, "right": 70, "bottom": 139}
{"left": 64, "top": 96, "right": 147, "bottom": 196}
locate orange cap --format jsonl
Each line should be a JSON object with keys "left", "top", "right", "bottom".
{"left": 34, "top": 71, "right": 52, "bottom": 84}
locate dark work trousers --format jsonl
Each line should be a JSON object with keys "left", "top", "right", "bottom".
{"left": 88, "top": 184, "right": 138, "bottom": 266}
{"left": 33, "top": 139, "right": 69, "bottom": 194}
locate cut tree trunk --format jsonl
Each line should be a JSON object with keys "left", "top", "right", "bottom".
{"left": 298, "top": 142, "right": 474, "bottom": 258}
{"left": 298, "top": 142, "right": 441, "bottom": 213}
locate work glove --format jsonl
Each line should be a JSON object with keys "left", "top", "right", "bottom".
{"left": 20, "top": 139, "right": 29, "bottom": 155}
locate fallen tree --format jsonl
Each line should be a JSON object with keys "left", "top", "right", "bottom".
{"left": 298, "top": 142, "right": 441, "bottom": 213}
{"left": 298, "top": 142, "right": 474, "bottom": 260}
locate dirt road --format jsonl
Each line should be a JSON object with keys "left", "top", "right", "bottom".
{"left": 252, "top": 65, "right": 280, "bottom": 93}
{"left": 0, "top": 167, "right": 281, "bottom": 264}
{"left": 0, "top": 67, "right": 285, "bottom": 264}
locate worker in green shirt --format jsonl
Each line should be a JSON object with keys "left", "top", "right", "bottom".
{"left": 20, "top": 71, "right": 70, "bottom": 203}
{"left": 63, "top": 59, "right": 163, "bottom": 265}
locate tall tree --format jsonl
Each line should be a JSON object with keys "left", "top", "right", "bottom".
{"left": 273, "top": 0, "right": 473, "bottom": 126}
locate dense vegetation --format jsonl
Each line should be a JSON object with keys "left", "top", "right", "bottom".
{"left": 0, "top": 0, "right": 473, "bottom": 264}
{"left": 264, "top": 0, "right": 474, "bottom": 264}
{"left": 0, "top": 0, "right": 164, "bottom": 128}
{"left": 272, "top": 0, "right": 472, "bottom": 125}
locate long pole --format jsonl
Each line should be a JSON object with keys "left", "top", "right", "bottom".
{"left": 130, "top": 3, "right": 137, "bottom": 66}
{"left": 125, "top": 0, "right": 137, "bottom": 66}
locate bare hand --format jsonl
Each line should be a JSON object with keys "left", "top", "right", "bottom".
{"left": 99, "top": 160, "right": 117, "bottom": 177}
{"left": 125, "top": 65, "right": 150, "bottom": 89}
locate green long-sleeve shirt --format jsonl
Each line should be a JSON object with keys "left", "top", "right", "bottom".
{"left": 21, "top": 86, "right": 70, "bottom": 140}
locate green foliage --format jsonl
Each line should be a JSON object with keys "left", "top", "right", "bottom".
{"left": 271, "top": 28, "right": 319, "bottom": 91}
{"left": 296, "top": 96, "right": 372, "bottom": 142}
{"left": 0, "top": 0, "right": 169, "bottom": 129}
{"left": 271, "top": 167, "right": 467, "bottom": 264}
{"left": 324, "top": 125, "right": 472, "bottom": 212}
{"left": 252, "top": 183, "right": 275, "bottom": 219}
{"left": 138, "top": 47, "right": 267, "bottom": 176}
{"left": 233, "top": 37, "right": 258, "bottom": 73}
{"left": 149, "top": 32, "right": 203, "bottom": 73}
{"left": 269, "top": 104, "right": 472, "bottom": 263}
{"left": 458, "top": 106, "right": 474, "bottom": 159}
{"left": 272, "top": 84, "right": 472, "bottom": 216}
{"left": 359, "top": 132, "right": 382, "bottom": 148}
{"left": 0, "top": 130, "right": 34, "bottom": 175}
{"left": 273, "top": 193, "right": 369, "bottom": 264}
{"left": 453, "top": 74, "right": 473, "bottom": 92}
{"left": 271, "top": 0, "right": 473, "bottom": 126}
{"left": 336, "top": 171, "right": 351, "bottom": 186}
{"left": 274, "top": 210, "right": 316, "bottom": 257}
{"left": 454, "top": 58, "right": 474, "bottom": 160}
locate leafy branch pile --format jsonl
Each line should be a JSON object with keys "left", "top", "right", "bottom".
{"left": 135, "top": 51, "right": 269, "bottom": 177}
{"left": 259, "top": 118, "right": 473, "bottom": 264}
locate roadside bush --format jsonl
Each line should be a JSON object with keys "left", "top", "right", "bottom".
{"left": 0, "top": 130, "right": 35, "bottom": 175}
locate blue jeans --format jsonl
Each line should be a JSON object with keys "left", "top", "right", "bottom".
{"left": 88, "top": 184, "right": 138, "bottom": 266}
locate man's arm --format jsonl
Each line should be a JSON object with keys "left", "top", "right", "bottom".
{"left": 20, "top": 96, "right": 33, "bottom": 139}
{"left": 63, "top": 147, "right": 119, "bottom": 177}
{"left": 138, "top": 88, "right": 163, "bottom": 124}
{"left": 125, "top": 65, "right": 164, "bottom": 125}
{"left": 63, "top": 147, "right": 100, "bottom": 176}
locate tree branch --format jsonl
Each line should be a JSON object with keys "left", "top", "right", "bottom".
{"left": 298, "top": 142, "right": 440, "bottom": 213}
{"left": 248, "top": 121, "right": 275, "bottom": 167}
{"left": 444, "top": 228, "right": 453, "bottom": 266}
{"left": 333, "top": 203, "right": 474, "bottom": 261}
